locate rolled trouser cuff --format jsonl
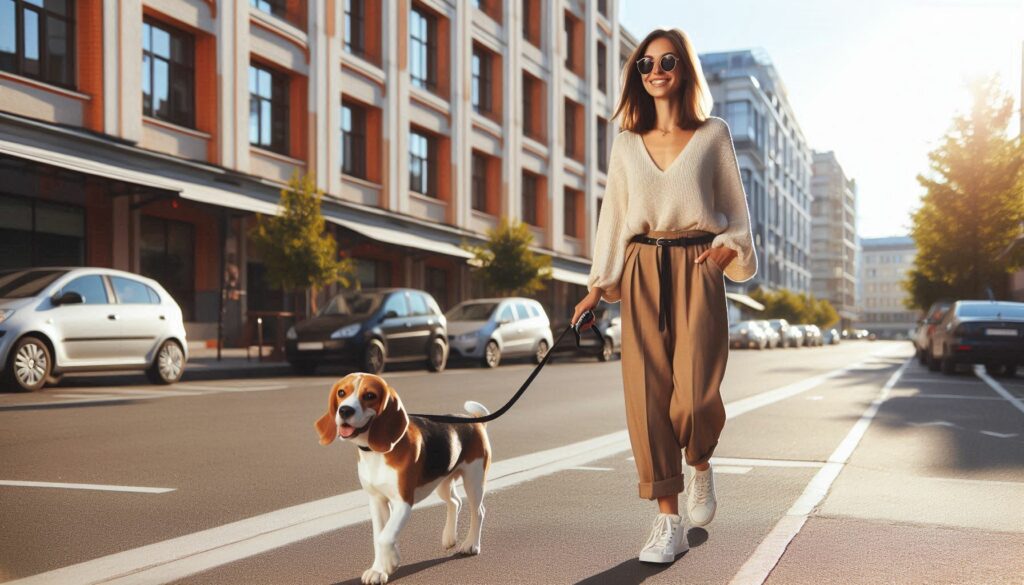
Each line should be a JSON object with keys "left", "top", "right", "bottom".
{"left": 638, "top": 473, "right": 684, "bottom": 500}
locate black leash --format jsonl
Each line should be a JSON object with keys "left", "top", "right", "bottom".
{"left": 409, "top": 310, "right": 604, "bottom": 424}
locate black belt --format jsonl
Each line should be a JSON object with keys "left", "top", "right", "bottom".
{"left": 629, "top": 233, "right": 716, "bottom": 331}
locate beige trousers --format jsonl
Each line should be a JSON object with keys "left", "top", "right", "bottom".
{"left": 620, "top": 229, "right": 729, "bottom": 500}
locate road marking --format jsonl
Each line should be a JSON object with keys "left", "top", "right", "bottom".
{"left": 979, "top": 430, "right": 1018, "bottom": 439}
{"left": 0, "top": 480, "right": 174, "bottom": 494}
{"left": 974, "top": 365, "right": 1024, "bottom": 417}
{"left": 907, "top": 420, "right": 959, "bottom": 428}
{"left": 729, "top": 356, "right": 912, "bottom": 585}
{"left": 9, "top": 350, "right": 907, "bottom": 585}
{"left": 711, "top": 457, "right": 824, "bottom": 469}
{"left": 898, "top": 377, "right": 981, "bottom": 385}
{"left": 569, "top": 466, "right": 614, "bottom": 472}
{"left": 893, "top": 393, "right": 1004, "bottom": 401}
{"left": 715, "top": 465, "right": 753, "bottom": 475}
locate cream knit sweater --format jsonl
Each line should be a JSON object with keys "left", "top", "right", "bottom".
{"left": 587, "top": 116, "right": 758, "bottom": 302}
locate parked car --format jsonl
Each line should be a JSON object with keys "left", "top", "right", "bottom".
{"left": 729, "top": 320, "right": 769, "bottom": 349}
{"left": 927, "top": 300, "right": 1023, "bottom": 376}
{"left": 823, "top": 328, "right": 841, "bottom": 345}
{"left": 446, "top": 297, "right": 553, "bottom": 368}
{"left": 0, "top": 267, "right": 188, "bottom": 392}
{"left": 767, "top": 319, "right": 801, "bottom": 348}
{"left": 794, "top": 324, "right": 823, "bottom": 347}
{"left": 286, "top": 288, "right": 448, "bottom": 375}
{"left": 914, "top": 300, "right": 953, "bottom": 365}
{"left": 549, "top": 300, "right": 621, "bottom": 361}
{"left": 754, "top": 320, "right": 783, "bottom": 348}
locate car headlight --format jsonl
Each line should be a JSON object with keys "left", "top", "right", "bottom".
{"left": 457, "top": 331, "right": 479, "bottom": 341}
{"left": 331, "top": 323, "right": 361, "bottom": 339}
{"left": 286, "top": 326, "right": 297, "bottom": 340}
{"left": 0, "top": 309, "right": 13, "bottom": 325}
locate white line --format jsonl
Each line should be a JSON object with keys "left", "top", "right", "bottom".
{"left": 9, "top": 351, "right": 906, "bottom": 585}
{"left": 898, "top": 377, "right": 982, "bottom": 385}
{"left": 569, "top": 466, "right": 614, "bottom": 472}
{"left": 714, "top": 466, "right": 753, "bottom": 475}
{"left": 711, "top": 457, "right": 823, "bottom": 469}
{"left": 729, "top": 357, "right": 912, "bottom": 585}
{"left": 0, "top": 480, "right": 174, "bottom": 494}
{"left": 974, "top": 365, "right": 1024, "bottom": 417}
{"left": 892, "top": 393, "right": 1004, "bottom": 401}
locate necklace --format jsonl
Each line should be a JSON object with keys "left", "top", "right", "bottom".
{"left": 656, "top": 125, "right": 676, "bottom": 137}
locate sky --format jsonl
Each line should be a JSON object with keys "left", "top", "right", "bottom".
{"left": 619, "top": 0, "right": 1024, "bottom": 239}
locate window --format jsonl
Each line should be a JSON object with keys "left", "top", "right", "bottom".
{"left": 471, "top": 151, "right": 487, "bottom": 212}
{"left": 514, "top": 302, "right": 531, "bottom": 320}
{"left": 140, "top": 215, "right": 194, "bottom": 318}
{"left": 521, "top": 0, "right": 531, "bottom": 41}
{"left": 424, "top": 267, "right": 448, "bottom": 312}
{"left": 142, "top": 19, "right": 195, "bottom": 128}
{"left": 522, "top": 171, "right": 539, "bottom": 226}
{"left": 522, "top": 72, "right": 545, "bottom": 141}
{"left": 249, "top": 63, "right": 289, "bottom": 154}
{"left": 725, "top": 100, "right": 755, "bottom": 143}
{"left": 344, "top": 0, "right": 365, "bottom": 57}
{"left": 0, "top": 0, "right": 75, "bottom": 87}
{"left": 382, "top": 292, "right": 409, "bottom": 318}
{"left": 564, "top": 99, "right": 581, "bottom": 161}
{"left": 596, "top": 41, "right": 607, "bottom": 94}
{"left": 563, "top": 13, "right": 573, "bottom": 71}
{"left": 563, "top": 188, "right": 578, "bottom": 237}
{"left": 250, "top": 0, "right": 286, "bottom": 19}
{"left": 596, "top": 116, "right": 608, "bottom": 172}
{"left": 341, "top": 102, "right": 367, "bottom": 178}
{"left": 111, "top": 277, "right": 159, "bottom": 305}
{"left": 60, "top": 275, "right": 109, "bottom": 305}
{"left": 409, "top": 129, "right": 434, "bottom": 196}
{"left": 408, "top": 291, "right": 428, "bottom": 315}
{"left": 409, "top": 6, "right": 436, "bottom": 91}
{"left": 0, "top": 194, "right": 84, "bottom": 269}
{"left": 355, "top": 258, "right": 391, "bottom": 287}
{"left": 598, "top": 0, "right": 608, "bottom": 16}
{"left": 471, "top": 46, "right": 491, "bottom": 114}
{"left": 498, "top": 304, "right": 514, "bottom": 322}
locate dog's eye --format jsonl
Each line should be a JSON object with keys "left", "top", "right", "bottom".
{"left": 337, "top": 389, "right": 345, "bottom": 398}
{"left": 363, "top": 392, "right": 376, "bottom": 401}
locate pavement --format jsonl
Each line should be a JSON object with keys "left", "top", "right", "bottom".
{"left": 1, "top": 340, "right": 1023, "bottom": 584}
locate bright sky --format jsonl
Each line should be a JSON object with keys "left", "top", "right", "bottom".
{"left": 620, "top": 0, "right": 1024, "bottom": 239}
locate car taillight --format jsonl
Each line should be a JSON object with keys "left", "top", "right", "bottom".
{"left": 953, "top": 323, "right": 975, "bottom": 337}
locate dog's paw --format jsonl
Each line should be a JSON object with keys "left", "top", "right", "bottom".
{"left": 454, "top": 540, "right": 481, "bottom": 556}
{"left": 361, "top": 567, "right": 389, "bottom": 585}
{"left": 377, "top": 542, "right": 401, "bottom": 574}
{"left": 442, "top": 528, "right": 457, "bottom": 549}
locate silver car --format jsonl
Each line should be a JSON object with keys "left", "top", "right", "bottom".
{"left": 0, "top": 267, "right": 188, "bottom": 392}
{"left": 730, "top": 320, "right": 769, "bottom": 349}
{"left": 446, "top": 297, "right": 553, "bottom": 368}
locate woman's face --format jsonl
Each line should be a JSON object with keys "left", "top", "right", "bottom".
{"left": 639, "top": 37, "right": 682, "bottom": 99}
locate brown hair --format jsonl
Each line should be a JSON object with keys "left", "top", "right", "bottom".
{"left": 612, "top": 28, "right": 713, "bottom": 132}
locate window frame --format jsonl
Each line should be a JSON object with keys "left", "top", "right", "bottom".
{"left": 521, "top": 171, "right": 538, "bottom": 226}
{"left": 341, "top": 101, "right": 367, "bottom": 179}
{"left": 409, "top": 128, "right": 435, "bottom": 197}
{"left": 409, "top": 5, "right": 437, "bottom": 92}
{"left": 343, "top": 0, "right": 366, "bottom": 57}
{"left": 0, "top": 0, "right": 76, "bottom": 88}
{"left": 471, "top": 151, "right": 487, "bottom": 212}
{"left": 142, "top": 18, "right": 196, "bottom": 129}
{"left": 248, "top": 62, "right": 290, "bottom": 155}
{"left": 471, "top": 45, "right": 492, "bottom": 114}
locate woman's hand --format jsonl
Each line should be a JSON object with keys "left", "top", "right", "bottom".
{"left": 696, "top": 246, "right": 737, "bottom": 273}
{"left": 572, "top": 289, "right": 603, "bottom": 332}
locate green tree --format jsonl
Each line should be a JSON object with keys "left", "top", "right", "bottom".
{"left": 905, "top": 75, "right": 1024, "bottom": 310}
{"left": 461, "top": 216, "right": 553, "bottom": 297}
{"left": 249, "top": 172, "right": 357, "bottom": 315}
{"left": 748, "top": 287, "right": 838, "bottom": 327}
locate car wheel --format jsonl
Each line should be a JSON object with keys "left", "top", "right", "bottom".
{"left": 534, "top": 340, "right": 549, "bottom": 365}
{"left": 290, "top": 361, "right": 317, "bottom": 376}
{"left": 146, "top": 340, "right": 185, "bottom": 385}
{"left": 598, "top": 338, "right": 614, "bottom": 362}
{"left": 3, "top": 336, "right": 52, "bottom": 392}
{"left": 917, "top": 348, "right": 927, "bottom": 365}
{"left": 364, "top": 340, "right": 386, "bottom": 374}
{"left": 426, "top": 337, "right": 447, "bottom": 373}
{"left": 482, "top": 340, "right": 501, "bottom": 368}
{"left": 940, "top": 355, "right": 956, "bottom": 375}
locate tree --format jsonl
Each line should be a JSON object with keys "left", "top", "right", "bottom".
{"left": 748, "top": 286, "right": 838, "bottom": 327}
{"left": 905, "top": 75, "right": 1024, "bottom": 310}
{"left": 461, "top": 216, "right": 553, "bottom": 297}
{"left": 249, "top": 172, "right": 357, "bottom": 315}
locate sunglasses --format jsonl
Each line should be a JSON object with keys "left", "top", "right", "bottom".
{"left": 636, "top": 53, "right": 678, "bottom": 75}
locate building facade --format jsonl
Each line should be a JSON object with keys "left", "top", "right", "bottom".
{"left": 0, "top": 0, "right": 635, "bottom": 344}
{"left": 857, "top": 236, "right": 917, "bottom": 339}
{"left": 700, "top": 48, "right": 814, "bottom": 295}
{"left": 810, "top": 150, "right": 858, "bottom": 328}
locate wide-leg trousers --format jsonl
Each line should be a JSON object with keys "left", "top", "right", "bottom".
{"left": 620, "top": 229, "right": 729, "bottom": 500}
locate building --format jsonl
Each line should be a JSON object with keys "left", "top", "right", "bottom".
{"left": 0, "top": 0, "right": 635, "bottom": 345}
{"left": 700, "top": 48, "right": 814, "bottom": 295}
{"left": 810, "top": 150, "right": 858, "bottom": 329}
{"left": 857, "top": 236, "right": 917, "bottom": 339}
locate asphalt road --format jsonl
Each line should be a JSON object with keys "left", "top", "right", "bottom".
{"left": 1, "top": 340, "right": 1023, "bottom": 584}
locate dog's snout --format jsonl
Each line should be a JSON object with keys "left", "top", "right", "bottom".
{"left": 338, "top": 405, "right": 355, "bottom": 419}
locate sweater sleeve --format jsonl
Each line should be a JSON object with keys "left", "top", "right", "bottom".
{"left": 587, "top": 132, "right": 630, "bottom": 303}
{"left": 710, "top": 119, "right": 758, "bottom": 283}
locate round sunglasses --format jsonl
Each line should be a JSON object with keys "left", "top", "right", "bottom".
{"left": 636, "top": 53, "right": 678, "bottom": 75}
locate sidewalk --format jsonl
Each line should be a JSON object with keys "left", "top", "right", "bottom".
{"left": 183, "top": 344, "right": 294, "bottom": 380}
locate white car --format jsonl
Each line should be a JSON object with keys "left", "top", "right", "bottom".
{"left": 446, "top": 298, "right": 553, "bottom": 368}
{"left": 0, "top": 267, "right": 189, "bottom": 392}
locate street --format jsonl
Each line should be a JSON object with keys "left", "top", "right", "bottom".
{"left": 2, "top": 340, "right": 1023, "bottom": 584}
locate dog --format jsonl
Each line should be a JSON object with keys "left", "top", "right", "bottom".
{"left": 314, "top": 372, "right": 492, "bottom": 585}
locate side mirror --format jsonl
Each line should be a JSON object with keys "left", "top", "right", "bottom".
{"left": 497, "top": 317, "right": 511, "bottom": 325}
{"left": 382, "top": 310, "right": 398, "bottom": 320}
{"left": 53, "top": 291, "right": 84, "bottom": 306}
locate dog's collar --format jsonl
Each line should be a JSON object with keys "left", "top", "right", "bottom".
{"left": 358, "top": 445, "right": 372, "bottom": 452}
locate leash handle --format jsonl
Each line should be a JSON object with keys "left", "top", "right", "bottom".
{"left": 411, "top": 317, "right": 605, "bottom": 424}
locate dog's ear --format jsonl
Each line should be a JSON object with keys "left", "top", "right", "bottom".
{"left": 314, "top": 377, "right": 347, "bottom": 445}
{"left": 367, "top": 381, "right": 409, "bottom": 453}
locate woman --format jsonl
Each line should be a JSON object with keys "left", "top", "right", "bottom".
{"left": 573, "top": 28, "right": 757, "bottom": 564}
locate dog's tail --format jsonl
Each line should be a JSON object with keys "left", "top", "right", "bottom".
{"left": 463, "top": 400, "right": 490, "bottom": 422}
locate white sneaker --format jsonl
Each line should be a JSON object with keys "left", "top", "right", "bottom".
{"left": 686, "top": 465, "right": 717, "bottom": 527}
{"left": 638, "top": 513, "right": 689, "bottom": 563}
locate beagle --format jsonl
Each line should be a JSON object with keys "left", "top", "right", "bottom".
{"left": 314, "top": 372, "right": 492, "bottom": 585}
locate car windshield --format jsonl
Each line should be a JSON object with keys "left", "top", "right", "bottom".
{"left": 447, "top": 302, "right": 498, "bottom": 321}
{"left": 958, "top": 303, "right": 1024, "bottom": 319}
{"left": 0, "top": 269, "right": 69, "bottom": 298}
{"left": 319, "top": 292, "right": 382, "bottom": 317}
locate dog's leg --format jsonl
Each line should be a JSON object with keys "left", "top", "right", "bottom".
{"left": 362, "top": 495, "right": 391, "bottom": 585}
{"left": 455, "top": 460, "right": 486, "bottom": 556}
{"left": 374, "top": 498, "right": 411, "bottom": 577}
{"left": 435, "top": 478, "right": 461, "bottom": 550}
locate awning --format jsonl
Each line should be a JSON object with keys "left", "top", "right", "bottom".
{"left": 548, "top": 267, "right": 590, "bottom": 287}
{"left": 726, "top": 292, "right": 765, "bottom": 311}
{"left": 325, "top": 213, "right": 474, "bottom": 260}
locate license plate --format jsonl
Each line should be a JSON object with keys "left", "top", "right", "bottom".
{"left": 985, "top": 328, "right": 1017, "bottom": 337}
{"left": 298, "top": 341, "right": 325, "bottom": 351}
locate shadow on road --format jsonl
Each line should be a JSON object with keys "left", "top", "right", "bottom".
{"left": 331, "top": 553, "right": 472, "bottom": 585}
{"left": 572, "top": 528, "right": 709, "bottom": 585}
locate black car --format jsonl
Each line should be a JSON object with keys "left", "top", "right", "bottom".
{"left": 285, "top": 288, "right": 448, "bottom": 375}
{"left": 927, "top": 300, "right": 1023, "bottom": 376}
{"left": 548, "top": 301, "right": 621, "bottom": 361}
